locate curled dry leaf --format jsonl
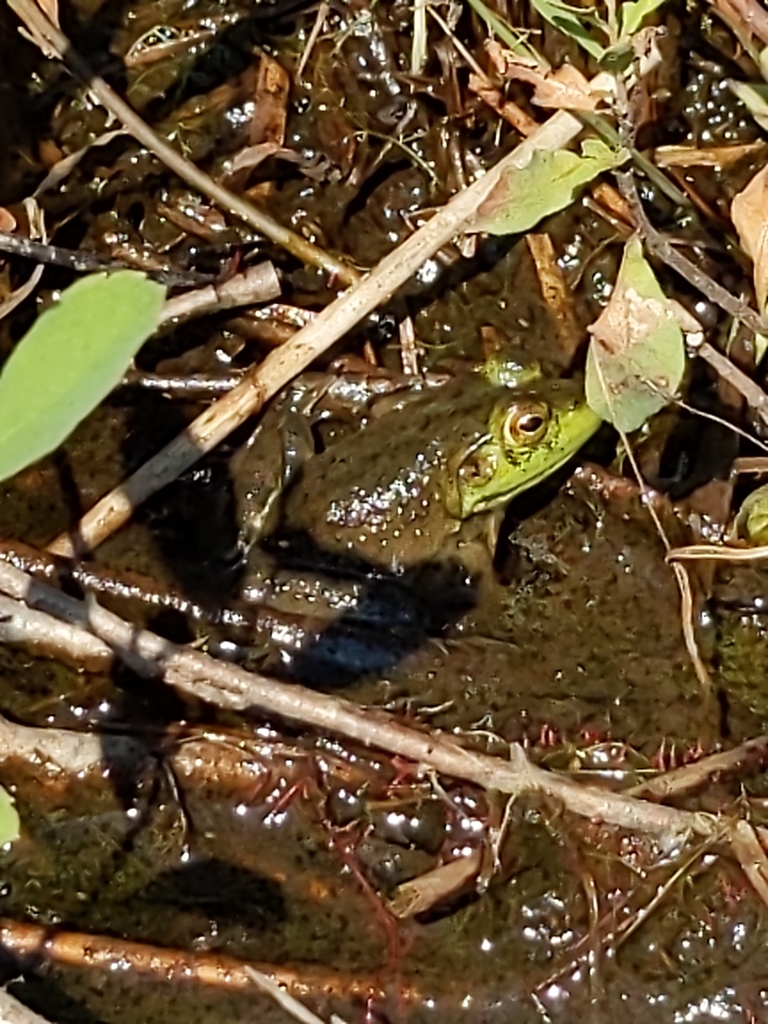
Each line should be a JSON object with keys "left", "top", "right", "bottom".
{"left": 732, "top": 161, "right": 768, "bottom": 311}
{"left": 0, "top": 209, "right": 16, "bottom": 232}
{"left": 585, "top": 236, "right": 685, "bottom": 432}
{"left": 497, "top": 57, "right": 598, "bottom": 111}
{"left": 250, "top": 53, "right": 290, "bottom": 147}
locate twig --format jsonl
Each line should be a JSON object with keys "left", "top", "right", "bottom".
{"left": 627, "top": 734, "right": 768, "bottom": 799}
{"left": 388, "top": 850, "right": 482, "bottom": 918}
{"left": 708, "top": 0, "right": 768, "bottom": 48}
{"left": 7, "top": 0, "right": 359, "bottom": 288}
{"left": 296, "top": 1, "right": 329, "bottom": 81}
{"left": 667, "top": 542, "right": 768, "bottom": 563}
{"left": 0, "top": 231, "right": 215, "bottom": 288}
{"left": 0, "top": 593, "right": 113, "bottom": 671}
{"left": 122, "top": 370, "right": 244, "bottom": 395}
{"left": 610, "top": 833, "right": 725, "bottom": 950}
{"left": 46, "top": 108, "right": 586, "bottom": 557}
{"left": 0, "top": 712, "right": 375, "bottom": 796}
{"left": 730, "top": 820, "right": 768, "bottom": 907}
{"left": 0, "top": 560, "right": 720, "bottom": 842}
{"left": 0, "top": 988, "right": 53, "bottom": 1024}
{"left": 0, "top": 265, "right": 43, "bottom": 323}
{"left": 525, "top": 231, "right": 581, "bottom": 362}
{"left": 245, "top": 967, "right": 332, "bottom": 1024}
{"left": 158, "top": 262, "right": 281, "bottom": 326}
{"left": 0, "top": 918, "right": 391, "bottom": 1002}
{"left": 694, "top": 339, "right": 768, "bottom": 430}
{"left": 615, "top": 170, "right": 767, "bottom": 336}
{"left": 590, "top": 353, "right": 714, "bottom": 700}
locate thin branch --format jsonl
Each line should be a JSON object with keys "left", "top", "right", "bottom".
{"left": 0, "top": 917, "right": 393, "bottom": 1003}
{"left": 694, "top": 339, "right": 768, "bottom": 431}
{"left": 245, "top": 967, "right": 334, "bottom": 1024}
{"left": 46, "top": 108, "right": 586, "bottom": 557}
{"left": 627, "top": 735, "right": 768, "bottom": 800}
{"left": 0, "top": 989, "right": 53, "bottom": 1024}
{"left": 615, "top": 170, "right": 767, "bottom": 336}
{"left": 0, "top": 593, "right": 113, "bottom": 671}
{"left": 708, "top": 0, "right": 768, "bottom": 48}
{"left": 7, "top": 0, "right": 359, "bottom": 288}
{"left": 0, "top": 231, "right": 216, "bottom": 288}
{"left": 158, "top": 262, "right": 281, "bottom": 326}
{"left": 730, "top": 820, "right": 768, "bottom": 909}
{"left": 668, "top": 542, "right": 768, "bottom": 563}
{"left": 0, "top": 560, "right": 720, "bottom": 843}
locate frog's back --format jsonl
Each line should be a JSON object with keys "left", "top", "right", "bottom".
{"left": 282, "top": 377, "right": 496, "bottom": 570}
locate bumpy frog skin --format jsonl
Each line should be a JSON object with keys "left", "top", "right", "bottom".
{"left": 237, "top": 362, "right": 601, "bottom": 574}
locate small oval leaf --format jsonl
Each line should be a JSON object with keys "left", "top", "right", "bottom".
{"left": 0, "top": 272, "right": 165, "bottom": 482}
{"left": 0, "top": 785, "right": 19, "bottom": 847}
{"left": 586, "top": 236, "right": 685, "bottom": 432}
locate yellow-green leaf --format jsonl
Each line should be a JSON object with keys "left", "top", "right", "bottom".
{"left": 620, "top": 0, "right": 668, "bottom": 38}
{"left": 0, "top": 272, "right": 165, "bottom": 483}
{"left": 585, "top": 236, "right": 685, "bottom": 432}
{"left": 727, "top": 80, "right": 768, "bottom": 133}
{"left": 0, "top": 786, "right": 19, "bottom": 847}
{"left": 474, "top": 139, "right": 625, "bottom": 237}
{"left": 736, "top": 484, "right": 768, "bottom": 545}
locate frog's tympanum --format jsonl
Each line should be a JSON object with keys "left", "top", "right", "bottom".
{"left": 233, "top": 358, "right": 601, "bottom": 579}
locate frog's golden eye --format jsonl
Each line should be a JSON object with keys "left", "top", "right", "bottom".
{"left": 502, "top": 402, "right": 550, "bottom": 446}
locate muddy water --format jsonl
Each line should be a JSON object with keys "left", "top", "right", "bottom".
{"left": 0, "top": 0, "right": 768, "bottom": 1020}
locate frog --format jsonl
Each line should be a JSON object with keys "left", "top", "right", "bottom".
{"left": 231, "top": 355, "right": 601, "bottom": 598}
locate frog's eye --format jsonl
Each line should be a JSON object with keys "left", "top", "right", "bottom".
{"left": 502, "top": 402, "right": 550, "bottom": 446}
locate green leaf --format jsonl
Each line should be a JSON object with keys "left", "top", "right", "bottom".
{"left": 466, "top": 0, "right": 543, "bottom": 63}
{"left": 0, "top": 272, "right": 165, "bottom": 483}
{"left": 736, "top": 483, "right": 768, "bottom": 545}
{"left": 585, "top": 236, "right": 685, "bottom": 433}
{"left": 529, "top": 0, "right": 607, "bottom": 59}
{"left": 619, "top": 0, "right": 668, "bottom": 38}
{"left": 598, "top": 39, "right": 635, "bottom": 73}
{"left": 727, "top": 80, "right": 768, "bottom": 132}
{"left": 0, "top": 785, "right": 19, "bottom": 847}
{"left": 474, "top": 139, "right": 625, "bottom": 236}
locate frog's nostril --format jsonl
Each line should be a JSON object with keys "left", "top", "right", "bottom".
{"left": 458, "top": 452, "right": 496, "bottom": 485}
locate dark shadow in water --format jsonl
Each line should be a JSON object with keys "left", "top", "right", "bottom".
{"left": 142, "top": 0, "right": 317, "bottom": 121}
{"left": 6, "top": 976, "right": 104, "bottom": 1024}
{"left": 135, "top": 857, "right": 286, "bottom": 931}
{"left": 236, "top": 530, "right": 480, "bottom": 689}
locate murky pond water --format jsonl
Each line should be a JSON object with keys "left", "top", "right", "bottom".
{"left": 2, "top": 0, "right": 768, "bottom": 1020}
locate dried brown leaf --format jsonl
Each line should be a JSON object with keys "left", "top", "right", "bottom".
{"left": 505, "top": 61, "right": 598, "bottom": 110}
{"left": 250, "top": 54, "right": 290, "bottom": 147}
{"left": 11, "top": 0, "right": 59, "bottom": 57}
{"left": 0, "top": 209, "right": 17, "bottom": 233}
{"left": 732, "top": 162, "right": 768, "bottom": 310}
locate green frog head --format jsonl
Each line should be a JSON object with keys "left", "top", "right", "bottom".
{"left": 443, "top": 375, "right": 602, "bottom": 520}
